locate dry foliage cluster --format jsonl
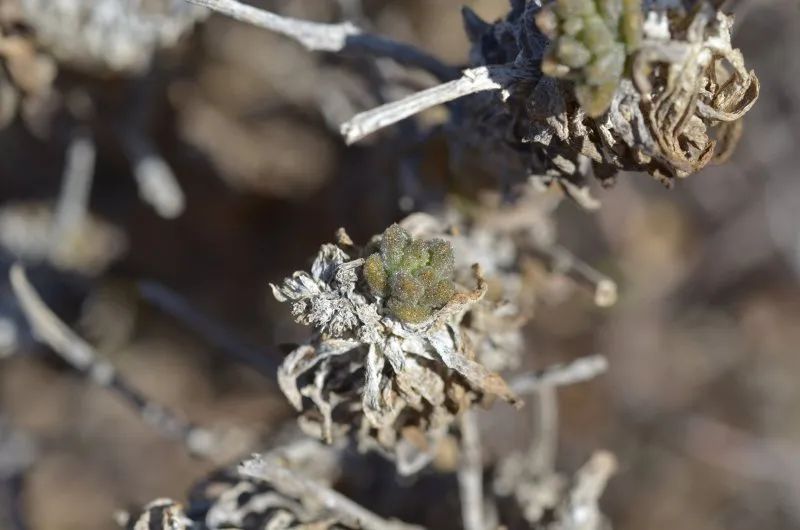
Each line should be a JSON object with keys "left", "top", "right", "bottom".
{"left": 0, "top": 0, "right": 776, "bottom": 530}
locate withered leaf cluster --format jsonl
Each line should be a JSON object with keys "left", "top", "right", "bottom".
{"left": 455, "top": 0, "right": 759, "bottom": 203}
{"left": 271, "top": 222, "right": 521, "bottom": 474}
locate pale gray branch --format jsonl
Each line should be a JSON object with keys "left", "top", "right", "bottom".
{"left": 8, "top": 264, "right": 218, "bottom": 458}
{"left": 121, "top": 132, "right": 185, "bottom": 219}
{"left": 529, "top": 386, "right": 559, "bottom": 475}
{"left": 341, "top": 65, "right": 523, "bottom": 144}
{"left": 458, "top": 410, "right": 485, "bottom": 530}
{"left": 533, "top": 244, "right": 618, "bottom": 307}
{"left": 184, "top": 0, "right": 455, "bottom": 80}
{"left": 557, "top": 451, "right": 617, "bottom": 530}
{"left": 240, "top": 454, "right": 424, "bottom": 530}
{"left": 48, "top": 130, "right": 95, "bottom": 261}
{"left": 509, "top": 355, "right": 609, "bottom": 395}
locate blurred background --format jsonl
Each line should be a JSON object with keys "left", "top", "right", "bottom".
{"left": 1, "top": 0, "right": 799, "bottom": 529}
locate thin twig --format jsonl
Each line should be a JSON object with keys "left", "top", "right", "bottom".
{"left": 458, "top": 410, "right": 485, "bottom": 530}
{"left": 48, "top": 130, "right": 96, "bottom": 262}
{"left": 121, "top": 132, "right": 185, "bottom": 219}
{"left": 341, "top": 65, "right": 524, "bottom": 144}
{"left": 138, "top": 280, "right": 280, "bottom": 378}
{"left": 532, "top": 244, "right": 618, "bottom": 307}
{"left": 0, "top": 419, "right": 34, "bottom": 530}
{"left": 557, "top": 451, "right": 617, "bottom": 530}
{"left": 240, "top": 454, "right": 424, "bottom": 530}
{"left": 530, "top": 385, "right": 559, "bottom": 475}
{"left": 8, "top": 264, "right": 218, "bottom": 458}
{"left": 184, "top": 0, "right": 456, "bottom": 81}
{"left": 509, "top": 354, "right": 609, "bottom": 395}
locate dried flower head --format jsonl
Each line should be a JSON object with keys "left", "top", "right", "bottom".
{"left": 364, "top": 224, "right": 456, "bottom": 323}
{"left": 271, "top": 222, "right": 519, "bottom": 473}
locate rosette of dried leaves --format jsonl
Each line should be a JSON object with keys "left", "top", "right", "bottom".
{"left": 271, "top": 223, "right": 521, "bottom": 474}
{"left": 456, "top": 0, "right": 759, "bottom": 197}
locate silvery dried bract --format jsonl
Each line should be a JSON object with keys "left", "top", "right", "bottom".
{"left": 16, "top": 0, "right": 206, "bottom": 75}
{"left": 494, "top": 450, "right": 617, "bottom": 529}
{"left": 124, "top": 440, "right": 353, "bottom": 530}
{"left": 271, "top": 223, "right": 520, "bottom": 474}
{"left": 456, "top": 0, "right": 759, "bottom": 200}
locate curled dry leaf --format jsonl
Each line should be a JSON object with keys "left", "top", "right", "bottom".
{"left": 271, "top": 222, "right": 520, "bottom": 474}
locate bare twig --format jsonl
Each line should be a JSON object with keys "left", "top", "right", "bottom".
{"left": 48, "top": 130, "right": 96, "bottom": 262}
{"left": 184, "top": 0, "right": 456, "bottom": 81}
{"left": 532, "top": 244, "right": 618, "bottom": 307}
{"left": 0, "top": 419, "right": 33, "bottom": 530}
{"left": 9, "top": 264, "right": 218, "bottom": 458}
{"left": 556, "top": 451, "right": 617, "bottom": 530}
{"left": 240, "top": 454, "right": 424, "bottom": 530}
{"left": 121, "top": 132, "right": 185, "bottom": 219}
{"left": 458, "top": 410, "right": 486, "bottom": 530}
{"left": 138, "top": 280, "right": 280, "bottom": 377}
{"left": 341, "top": 65, "right": 524, "bottom": 144}
{"left": 509, "top": 355, "right": 609, "bottom": 395}
{"left": 529, "top": 386, "right": 559, "bottom": 475}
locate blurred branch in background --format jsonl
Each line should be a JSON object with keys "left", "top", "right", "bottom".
{"left": 0, "top": 418, "right": 35, "bottom": 530}
{"left": 184, "top": 0, "right": 457, "bottom": 81}
{"left": 9, "top": 265, "right": 223, "bottom": 460}
{"left": 138, "top": 280, "right": 281, "bottom": 377}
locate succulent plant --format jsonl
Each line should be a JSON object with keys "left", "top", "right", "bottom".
{"left": 363, "top": 224, "right": 456, "bottom": 323}
{"left": 536, "top": 0, "right": 643, "bottom": 117}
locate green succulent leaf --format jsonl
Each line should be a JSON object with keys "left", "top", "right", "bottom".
{"left": 363, "top": 225, "right": 457, "bottom": 323}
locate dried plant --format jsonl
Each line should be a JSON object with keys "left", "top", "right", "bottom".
{"left": 342, "top": 0, "right": 759, "bottom": 202}
{"left": 0, "top": 1, "right": 770, "bottom": 530}
{"left": 122, "top": 437, "right": 414, "bottom": 530}
{"left": 271, "top": 221, "right": 520, "bottom": 474}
